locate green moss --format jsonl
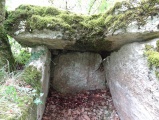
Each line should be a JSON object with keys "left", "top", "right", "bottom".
{"left": 5, "top": 0, "right": 158, "bottom": 32}
{"left": 155, "top": 70, "right": 159, "bottom": 78}
{"left": 104, "top": 15, "right": 113, "bottom": 25}
{"left": 156, "top": 40, "right": 159, "bottom": 51}
{"left": 145, "top": 44, "right": 154, "bottom": 51}
{"left": 21, "top": 66, "right": 42, "bottom": 94}
{"left": 144, "top": 50, "right": 159, "bottom": 67}
{"left": 4, "top": 0, "right": 159, "bottom": 50}
{"left": 44, "top": 6, "right": 60, "bottom": 15}
{"left": 29, "top": 15, "right": 71, "bottom": 30}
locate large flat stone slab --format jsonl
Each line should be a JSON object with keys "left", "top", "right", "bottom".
{"left": 5, "top": 1, "right": 159, "bottom": 52}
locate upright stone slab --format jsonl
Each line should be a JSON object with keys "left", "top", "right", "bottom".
{"left": 52, "top": 52, "right": 106, "bottom": 94}
{"left": 27, "top": 46, "right": 51, "bottom": 120}
{"left": 104, "top": 38, "right": 159, "bottom": 120}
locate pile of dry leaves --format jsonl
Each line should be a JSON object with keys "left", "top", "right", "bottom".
{"left": 42, "top": 88, "right": 119, "bottom": 120}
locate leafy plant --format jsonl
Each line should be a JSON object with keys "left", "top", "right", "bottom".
{"left": 14, "top": 49, "right": 31, "bottom": 65}
{"left": 33, "top": 93, "right": 44, "bottom": 105}
{"left": 4, "top": 86, "right": 18, "bottom": 102}
{"left": 7, "top": 35, "right": 31, "bottom": 66}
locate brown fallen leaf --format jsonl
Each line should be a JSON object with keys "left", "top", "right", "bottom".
{"left": 83, "top": 114, "right": 90, "bottom": 120}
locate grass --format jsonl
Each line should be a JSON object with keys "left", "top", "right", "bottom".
{"left": 0, "top": 64, "right": 36, "bottom": 120}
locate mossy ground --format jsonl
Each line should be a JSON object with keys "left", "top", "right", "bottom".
{"left": 0, "top": 85, "right": 34, "bottom": 120}
{"left": 0, "top": 65, "right": 42, "bottom": 119}
{"left": 4, "top": 0, "right": 159, "bottom": 50}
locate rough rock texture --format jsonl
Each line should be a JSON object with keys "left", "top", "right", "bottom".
{"left": 0, "top": 0, "right": 14, "bottom": 69}
{"left": 5, "top": 0, "right": 159, "bottom": 52}
{"left": 104, "top": 38, "right": 159, "bottom": 120}
{"left": 27, "top": 46, "right": 51, "bottom": 120}
{"left": 52, "top": 52, "right": 106, "bottom": 94}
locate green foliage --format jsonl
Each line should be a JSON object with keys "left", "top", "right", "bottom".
{"left": 4, "top": 86, "right": 18, "bottom": 102}
{"left": 29, "top": 14, "right": 71, "bottom": 30}
{"left": 21, "top": 66, "right": 42, "bottom": 94}
{"left": 148, "top": 52, "right": 159, "bottom": 67}
{"left": 45, "top": 6, "right": 60, "bottom": 15}
{"left": 14, "top": 49, "right": 31, "bottom": 65}
{"left": 144, "top": 42, "right": 159, "bottom": 68}
{"left": 33, "top": 93, "right": 44, "bottom": 105}
{"left": 8, "top": 35, "right": 31, "bottom": 65}
{"left": 156, "top": 40, "right": 159, "bottom": 51}
{"left": 155, "top": 70, "right": 159, "bottom": 78}
{"left": 98, "top": 0, "right": 109, "bottom": 13}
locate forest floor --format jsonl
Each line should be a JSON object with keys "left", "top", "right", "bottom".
{"left": 42, "top": 88, "right": 120, "bottom": 120}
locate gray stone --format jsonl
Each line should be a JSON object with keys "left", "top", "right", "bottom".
{"left": 28, "top": 46, "right": 51, "bottom": 120}
{"left": 104, "top": 38, "right": 159, "bottom": 120}
{"left": 6, "top": 1, "right": 159, "bottom": 52}
{"left": 13, "top": 30, "right": 159, "bottom": 52}
{"left": 52, "top": 52, "right": 106, "bottom": 94}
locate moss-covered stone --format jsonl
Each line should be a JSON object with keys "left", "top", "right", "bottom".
{"left": 145, "top": 50, "right": 159, "bottom": 67}
{"left": 4, "top": 0, "right": 159, "bottom": 51}
{"left": 156, "top": 40, "right": 159, "bottom": 51}
{"left": 5, "top": 0, "right": 159, "bottom": 32}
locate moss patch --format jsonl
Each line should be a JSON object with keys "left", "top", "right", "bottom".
{"left": 145, "top": 50, "right": 159, "bottom": 67}
{"left": 21, "top": 65, "right": 42, "bottom": 94}
{"left": 5, "top": 0, "right": 157, "bottom": 32}
{"left": 144, "top": 40, "right": 159, "bottom": 69}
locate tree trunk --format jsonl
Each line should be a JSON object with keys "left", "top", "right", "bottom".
{"left": 0, "top": 0, "right": 5, "bottom": 24}
{"left": 0, "top": 0, "right": 15, "bottom": 70}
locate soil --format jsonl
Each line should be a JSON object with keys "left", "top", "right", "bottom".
{"left": 42, "top": 88, "right": 120, "bottom": 120}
